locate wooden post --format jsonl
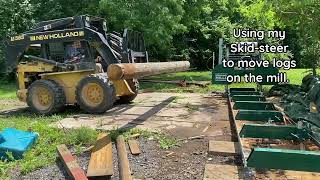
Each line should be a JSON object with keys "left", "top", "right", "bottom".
{"left": 116, "top": 135, "right": 132, "bottom": 180}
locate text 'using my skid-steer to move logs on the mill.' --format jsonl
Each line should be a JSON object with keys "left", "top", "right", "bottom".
{"left": 223, "top": 29, "right": 297, "bottom": 84}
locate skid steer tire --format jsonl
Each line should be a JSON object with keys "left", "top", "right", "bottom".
{"left": 76, "top": 74, "right": 116, "bottom": 114}
{"left": 118, "top": 79, "right": 139, "bottom": 104}
{"left": 27, "top": 80, "right": 66, "bottom": 115}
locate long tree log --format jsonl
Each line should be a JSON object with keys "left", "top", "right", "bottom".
{"left": 107, "top": 61, "right": 190, "bottom": 80}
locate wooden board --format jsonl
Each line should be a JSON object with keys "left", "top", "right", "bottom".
{"left": 87, "top": 133, "right": 113, "bottom": 177}
{"left": 203, "top": 164, "right": 244, "bottom": 180}
{"left": 117, "top": 135, "right": 132, "bottom": 180}
{"left": 208, "top": 140, "right": 240, "bottom": 156}
{"left": 128, "top": 140, "right": 141, "bottom": 155}
{"left": 57, "top": 144, "right": 88, "bottom": 180}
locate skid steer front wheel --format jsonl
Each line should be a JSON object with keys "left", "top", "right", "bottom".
{"left": 76, "top": 74, "right": 116, "bottom": 114}
{"left": 27, "top": 80, "right": 66, "bottom": 115}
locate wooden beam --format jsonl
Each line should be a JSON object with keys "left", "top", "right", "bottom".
{"left": 208, "top": 140, "right": 240, "bottom": 156}
{"left": 116, "top": 135, "right": 132, "bottom": 180}
{"left": 57, "top": 144, "right": 88, "bottom": 180}
{"left": 128, "top": 140, "right": 141, "bottom": 155}
{"left": 203, "top": 164, "right": 244, "bottom": 180}
{"left": 87, "top": 133, "right": 113, "bottom": 177}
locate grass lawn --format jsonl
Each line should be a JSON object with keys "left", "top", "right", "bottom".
{"left": 0, "top": 83, "right": 16, "bottom": 100}
{"left": 0, "top": 111, "right": 98, "bottom": 179}
{"left": 140, "top": 68, "right": 313, "bottom": 93}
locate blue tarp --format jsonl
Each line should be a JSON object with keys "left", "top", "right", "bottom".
{"left": 0, "top": 128, "right": 38, "bottom": 160}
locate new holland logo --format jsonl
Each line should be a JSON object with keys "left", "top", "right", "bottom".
{"left": 30, "top": 31, "right": 85, "bottom": 41}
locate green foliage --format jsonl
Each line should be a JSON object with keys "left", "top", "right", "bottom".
{"left": 275, "top": 0, "right": 320, "bottom": 73}
{"left": 0, "top": 0, "right": 318, "bottom": 73}
{"left": 157, "top": 134, "right": 178, "bottom": 149}
{"left": 239, "top": 0, "right": 280, "bottom": 29}
{"left": 0, "top": 83, "right": 16, "bottom": 100}
{"left": 65, "top": 127, "right": 98, "bottom": 145}
{"left": 30, "top": 0, "right": 100, "bottom": 21}
{"left": 0, "top": 113, "right": 100, "bottom": 178}
{"left": 0, "top": 0, "right": 34, "bottom": 37}
{"left": 172, "top": 0, "right": 285, "bottom": 69}
{"left": 99, "top": 0, "right": 186, "bottom": 58}
{"left": 0, "top": 0, "right": 35, "bottom": 75}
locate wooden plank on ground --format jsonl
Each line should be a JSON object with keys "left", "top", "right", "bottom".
{"left": 57, "top": 144, "right": 88, "bottom": 180}
{"left": 203, "top": 164, "right": 244, "bottom": 180}
{"left": 117, "top": 135, "right": 132, "bottom": 180}
{"left": 128, "top": 140, "right": 141, "bottom": 155}
{"left": 208, "top": 140, "right": 240, "bottom": 156}
{"left": 87, "top": 133, "right": 113, "bottom": 177}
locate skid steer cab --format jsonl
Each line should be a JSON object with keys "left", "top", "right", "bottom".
{"left": 5, "top": 15, "right": 190, "bottom": 115}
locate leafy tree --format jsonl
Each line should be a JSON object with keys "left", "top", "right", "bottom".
{"left": 0, "top": 0, "right": 34, "bottom": 75}
{"left": 0, "top": 0, "right": 317, "bottom": 74}
{"left": 172, "top": 0, "right": 284, "bottom": 69}
{"left": 171, "top": 0, "right": 242, "bottom": 69}
{"left": 275, "top": 0, "right": 320, "bottom": 75}
{"left": 99, "top": 0, "right": 186, "bottom": 59}
{"left": 30, "top": 0, "right": 100, "bottom": 21}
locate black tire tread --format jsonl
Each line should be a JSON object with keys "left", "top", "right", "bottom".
{"left": 76, "top": 73, "right": 116, "bottom": 114}
{"left": 27, "top": 79, "right": 66, "bottom": 115}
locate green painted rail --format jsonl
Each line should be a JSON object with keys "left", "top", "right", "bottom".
{"left": 247, "top": 148, "right": 320, "bottom": 172}
{"left": 239, "top": 124, "right": 309, "bottom": 140}
{"left": 233, "top": 101, "right": 276, "bottom": 110}
{"left": 235, "top": 110, "right": 284, "bottom": 122}
{"left": 229, "top": 88, "right": 256, "bottom": 92}
{"left": 232, "top": 95, "right": 266, "bottom": 102}
{"left": 230, "top": 91, "right": 262, "bottom": 97}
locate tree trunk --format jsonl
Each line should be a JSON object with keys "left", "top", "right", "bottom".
{"left": 107, "top": 61, "right": 190, "bottom": 80}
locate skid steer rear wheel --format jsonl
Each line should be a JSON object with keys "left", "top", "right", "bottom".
{"left": 118, "top": 79, "right": 139, "bottom": 104}
{"left": 27, "top": 80, "right": 66, "bottom": 115}
{"left": 76, "top": 74, "right": 116, "bottom": 114}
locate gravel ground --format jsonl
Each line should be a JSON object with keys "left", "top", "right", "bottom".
{"left": 16, "top": 137, "right": 208, "bottom": 180}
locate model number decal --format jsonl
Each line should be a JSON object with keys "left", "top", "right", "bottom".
{"left": 10, "top": 35, "right": 25, "bottom": 41}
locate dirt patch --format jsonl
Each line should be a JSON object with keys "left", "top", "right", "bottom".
{"left": 53, "top": 93, "right": 230, "bottom": 137}
{"left": 0, "top": 99, "right": 26, "bottom": 111}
